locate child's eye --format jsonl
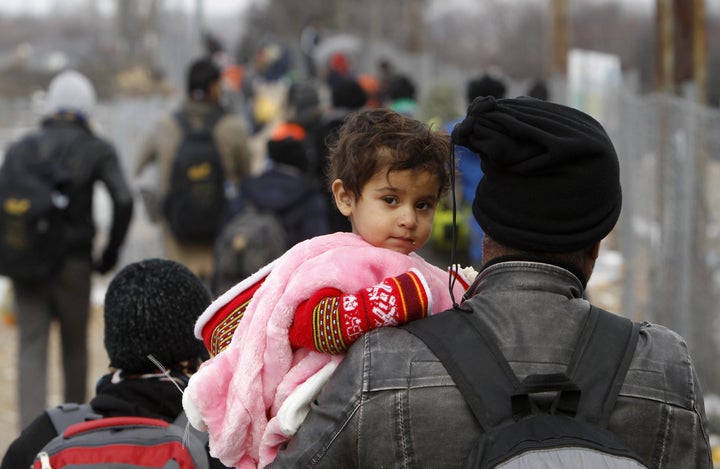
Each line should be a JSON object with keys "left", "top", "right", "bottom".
{"left": 417, "top": 201, "right": 434, "bottom": 210}
{"left": 382, "top": 196, "right": 398, "bottom": 205}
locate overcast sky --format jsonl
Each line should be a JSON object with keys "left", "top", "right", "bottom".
{"left": 0, "top": 0, "right": 660, "bottom": 18}
{"left": 0, "top": 0, "right": 255, "bottom": 17}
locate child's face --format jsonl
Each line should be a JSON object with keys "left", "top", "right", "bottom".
{"left": 333, "top": 168, "right": 440, "bottom": 255}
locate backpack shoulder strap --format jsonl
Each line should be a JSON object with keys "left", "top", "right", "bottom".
{"left": 174, "top": 111, "right": 193, "bottom": 135}
{"left": 2, "top": 135, "right": 40, "bottom": 175}
{"left": 174, "top": 109, "right": 225, "bottom": 136}
{"left": 569, "top": 305, "right": 640, "bottom": 426}
{"left": 403, "top": 305, "right": 640, "bottom": 430}
{"left": 403, "top": 309, "right": 517, "bottom": 431}
{"left": 173, "top": 410, "right": 209, "bottom": 448}
{"left": 45, "top": 403, "right": 102, "bottom": 436}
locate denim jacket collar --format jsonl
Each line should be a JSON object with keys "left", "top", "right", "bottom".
{"left": 464, "top": 260, "right": 585, "bottom": 303}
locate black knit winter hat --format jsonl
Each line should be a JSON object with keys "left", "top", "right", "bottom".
{"left": 452, "top": 96, "right": 622, "bottom": 253}
{"left": 103, "top": 258, "right": 211, "bottom": 373}
{"left": 466, "top": 74, "right": 506, "bottom": 102}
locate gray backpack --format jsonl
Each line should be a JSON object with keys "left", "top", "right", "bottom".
{"left": 403, "top": 306, "right": 647, "bottom": 468}
{"left": 212, "top": 202, "right": 287, "bottom": 295}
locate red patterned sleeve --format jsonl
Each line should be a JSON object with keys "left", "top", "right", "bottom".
{"left": 288, "top": 271, "right": 430, "bottom": 354}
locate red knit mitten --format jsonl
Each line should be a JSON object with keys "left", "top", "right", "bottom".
{"left": 289, "top": 269, "right": 431, "bottom": 354}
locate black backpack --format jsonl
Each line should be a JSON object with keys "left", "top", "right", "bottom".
{"left": 0, "top": 136, "right": 71, "bottom": 282}
{"left": 164, "top": 111, "right": 227, "bottom": 244}
{"left": 35, "top": 403, "right": 210, "bottom": 469}
{"left": 403, "top": 306, "right": 648, "bottom": 468}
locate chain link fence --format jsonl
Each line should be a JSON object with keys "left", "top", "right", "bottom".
{"left": 600, "top": 91, "right": 720, "bottom": 398}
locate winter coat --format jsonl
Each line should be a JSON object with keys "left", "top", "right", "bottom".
{"left": 270, "top": 260, "right": 712, "bottom": 468}
{"left": 2, "top": 116, "right": 133, "bottom": 262}
{"left": 311, "top": 109, "right": 356, "bottom": 233}
{"left": 240, "top": 162, "right": 329, "bottom": 248}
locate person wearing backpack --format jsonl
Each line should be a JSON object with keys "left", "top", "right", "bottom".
{"left": 135, "top": 57, "right": 252, "bottom": 285}
{"left": 213, "top": 122, "right": 330, "bottom": 294}
{"left": 0, "top": 69, "right": 134, "bottom": 432}
{"left": 241, "top": 121, "right": 329, "bottom": 247}
{"left": 0, "top": 259, "right": 227, "bottom": 469}
{"left": 269, "top": 97, "right": 713, "bottom": 467}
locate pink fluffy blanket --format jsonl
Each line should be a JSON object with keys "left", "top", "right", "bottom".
{"left": 183, "top": 232, "right": 469, "bottom": 468}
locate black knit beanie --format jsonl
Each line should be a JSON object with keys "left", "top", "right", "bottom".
{"left": 331, "top": 77, "right": 367, "bottom": 109}
{"left": 452, "top": 96, "right": 622, "bottom": 253}
{"left": 267, "top": 123, "right": 310, "bottom": 172}
{"left": 103, "top": 258, "right": 211, "bottom": 373}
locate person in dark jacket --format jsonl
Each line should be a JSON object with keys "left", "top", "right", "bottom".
{"left": 1, "top": 258, "right": 227, "bottom": 469}
{"left": 242, "top": 122, "right": 329, "bottom": 248}
{"left": 312, "top": 77, "right": 367, "bottom": 233}
{"left": 3, "top": 69, "right": 134, "bottom": 431}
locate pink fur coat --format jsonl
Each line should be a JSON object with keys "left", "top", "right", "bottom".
{"left": 183, "top": 232, "right": 469, "bottom": 468}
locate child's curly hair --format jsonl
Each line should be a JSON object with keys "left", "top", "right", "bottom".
{"left": 326, "top": 108, "right": 451, "bottom": 198}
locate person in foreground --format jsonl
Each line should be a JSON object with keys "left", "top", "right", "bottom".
{"left": 182, "top": 108, "right": 472, "bottom": 468}
{"left": 1, "top": 259, "right": 226, "bottom": 469}
{"left": 270, "top": 96, "right": 713, "bottom": 468}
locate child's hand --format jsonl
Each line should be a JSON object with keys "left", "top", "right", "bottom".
{"left": 289, "top": 269, "right": 434, "bottom": 353}
{"left": 454, "top": 265, "right": 478, "bottom": 284}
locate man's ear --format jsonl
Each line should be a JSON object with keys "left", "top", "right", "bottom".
{"left": 584, "top": 241, "right": 602, "bottom": 280}
{"left": 331, "top": 179, "right": 353, "bottom": 216}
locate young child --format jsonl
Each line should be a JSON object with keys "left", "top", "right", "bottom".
{"left": 183, "top": 109, "right": 474, "bottom": 468}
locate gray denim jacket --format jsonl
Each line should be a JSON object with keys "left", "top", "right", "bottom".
{"left": 271, "top": 261, "right": 712, "bottom": 468}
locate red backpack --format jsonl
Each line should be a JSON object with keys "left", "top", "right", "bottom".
{"left": 33, "top": 404, "right": 208, "bottom": 469}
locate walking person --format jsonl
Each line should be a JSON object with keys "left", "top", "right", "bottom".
{"left": 299, "top": 17, "right": 322, "bottom": 79}
{"left": 135, "top": 57, "right": 253, "bottom": 285}
{"left": 312, "top": 76, "right": 367, "bottom": 233}
{"left": 0, "top": 69, "right": 134, "bottom": 430}
{"left": 240, "top": 121, "right": 330, "bottom": 248}
{"left": 212, "top": 122, "right": 330, "bottom": 294}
